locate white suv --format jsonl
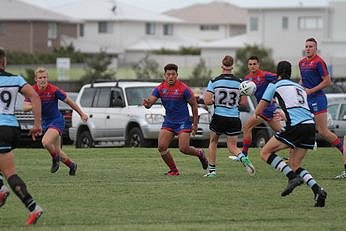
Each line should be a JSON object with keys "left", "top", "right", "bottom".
{"left": 69, "top": 81, "right": 211, "bottom": 148}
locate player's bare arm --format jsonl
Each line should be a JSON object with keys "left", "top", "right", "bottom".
{"left": 203, "top": 91, "right": 214, "bottom": 105}
{"left": 305, "top": 75, "right": 332, "bottom": 95}
{"left": 20, "top": 84, "right": 42, "bottom": 140}
{"left": 64, "top": 97, "right": 88, "bottom": 122}
{"left": 255, "top": 100, "right": 269, "bottom": 118}
{"left": 188, "top": 95, "right": 198, "bottom": 134}
{"left": 142, "top": 95, "right": 157, "bottom": 109}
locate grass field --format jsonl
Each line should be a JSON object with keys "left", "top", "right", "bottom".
{"left": 1, "top": 147, "right": 346, "bottom": 230}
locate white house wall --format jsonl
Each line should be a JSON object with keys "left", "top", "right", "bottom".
{"left": 247, "top": 8, "right": 326, "bottom": 64}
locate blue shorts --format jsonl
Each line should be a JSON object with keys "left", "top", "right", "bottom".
{"left": 258, "top": 103, "right": 277, "bottom": 121}
{"left": 162, "top": 119, "right": 192, "bottom": 135}
{"left": 307, "top": 94, "right": 328, "bottom": 115}
{"left": 42, "top": 116, "right": 65, "bottom": 136}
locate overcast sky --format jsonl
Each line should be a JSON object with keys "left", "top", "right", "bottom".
{"left": 22, "top": 0, "right": 332, "bottom": 12}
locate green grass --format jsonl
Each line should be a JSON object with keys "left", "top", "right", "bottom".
{"left": 1, "top": 147, "right": 346, "bottom": 230}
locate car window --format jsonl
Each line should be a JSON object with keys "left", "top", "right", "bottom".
{"left": 110, "top": 88, "right": 124, "bottom": 107}
{"left": 93, "top": 87, "right": 111, "bottom": 107}
{"left": 80, "top": 88, "right": 97, "bottom": 107}
{"left": 328, "top": 104, "right": 339, "bottom": 120}
{"left": 339, "top": 104, "right": 346, "bottom": 120}
{"left": 126, "top": 86, "right": 159, "bottom": 106}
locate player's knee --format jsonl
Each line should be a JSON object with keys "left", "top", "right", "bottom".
{"left": 178, "top": 146, "right": 189, "bottom": 154}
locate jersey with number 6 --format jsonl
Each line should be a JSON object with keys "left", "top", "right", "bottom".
{"left": 206, "top": 74, "right": 242, "bottom": 118}
{"left": 262, "top": 79, "right": 314, "bottom": 127}
{"left": 0, "top": 73, "right": 27, "bottom": 127}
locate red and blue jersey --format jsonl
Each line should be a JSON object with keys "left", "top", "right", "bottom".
{"left": 152, "top": 80, "right": 193, "bottom": 123}
{"left": 299, "top": 54, "right": 329, "bottom": 96}
{"left": 245, "top": 69, "right": 277, "bottom": 103}
{"left": 26, "top": 83, "right": 67, "bottom": 121}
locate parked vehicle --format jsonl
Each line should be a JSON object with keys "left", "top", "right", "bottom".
{"left": 69, "top": 81, "right": 211, "bottom": 148}
{"left": 15, "top": 92, "right": 78, "bottom": 146}
{"left": 327, "top": 99, "right": 346, "bottom": 140}
{"left": 203, "top": 95, "right": 274, "bottom": 148}
{"left": 58, "top": 92, "right": 78, "bottom": 144}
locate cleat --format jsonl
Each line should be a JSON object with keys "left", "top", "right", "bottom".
{"left": 198, "top": 149, "right": 208, "bottom": 170}
{"left": 335, "top": 170, "right": 346, "bottom": 179}
{"left": 50, "top": 156, "right": 60, "bottom": 173}
{"left": 229, "top": 155, "right": 240, "bottom": 161}
{"left": 0, "top": 185, "right": 10, "bottom": 207}
{"left": 25, "top": 205, "right": 43, "bottom": 225}
{"left": 281, "top": 176, "right": 304, "bottom": 197}
{"left": 164, "top": 170, "right": 180, "bottom": 176}
{"left": 314, "top": 188, "right": 327, "bottom": 207}
{"left": 240, "top": 156, "right": 255, "bottom": 176}
{"left": 69, "top": 163, "right": 78, "bottom": 176}
{"left": 203, "top": 171, "right": 216, "bottom": 177}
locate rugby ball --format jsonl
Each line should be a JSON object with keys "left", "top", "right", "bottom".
{"left": 239, "top": 80, "right": 257, "bottom": 96}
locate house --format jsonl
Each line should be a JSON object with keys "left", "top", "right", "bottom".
{"left": 0, "top": 0, "right": 79, "bottom": 53}
{"left": 54, "top": 0, "right": 203, "bottom": 66}
{"left": 164, "top": 1, "right": 247, "bottom": 42}
{"left": 241, "top": 0, "right": 346, "bottom": 77}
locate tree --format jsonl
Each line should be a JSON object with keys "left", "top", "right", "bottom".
{"left": 235, "top": 45, "right": 276, "bottom": 78}
{"left": 189, "top": 58, "right": 212, "bottom": 87}
{"left": 81, "top": 50, "right": 116, "bottom": 84}
{"left": 132, "top": 54, "right": 161, "bottom": 80}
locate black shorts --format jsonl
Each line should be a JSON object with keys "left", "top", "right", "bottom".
{"left": 209, "top": 114, "right": 242, "bottom": 136}
{"left": 0, "top": 126, "right": 20, "bottom": 154}
{"left": 275, "top": 123, "right": 315, "bottom": 149}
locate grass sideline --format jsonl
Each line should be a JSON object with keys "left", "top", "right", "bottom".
{"left": 1, "top": 147, "right": 346, "bottom": 230}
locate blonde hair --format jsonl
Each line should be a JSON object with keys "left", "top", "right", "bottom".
{"left": 35, "top": 67, "right": 48, "bottom": 76}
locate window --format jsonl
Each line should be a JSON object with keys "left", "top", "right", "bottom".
{"left": 298, "top": 17, "right": 322, "bottom": 30}
{"left": 110, "top": 89, "right": 124, "bottom": 107}
{"left": 98, "top": 21, "right": 113, "bottom": 34}
{"left": 79, "top": 24, "right": 84, "bottom": 37}
{"left": 80, "top": 88, "right": 97, "bottom": 107}
{"left": 339, "top": 104, "right": 346, "bottom": 120}
{"left": 200, "top": 25, "right": 219, "bottom": 31}
{"left": 249, "top": 17, "right": 259, "bottom": 31}
{"left": 145, "top": 22, "right": 156, "bottom": 35}
{"left": 94, "top": 88, "right": 111, "bottom": 107}
{"left": 163, "top": 24, "right": 173, "bottom": 35}
{"left": 282, "top": 17, "right": 289, "bottom": 30}
{"left": 48, "top": 22, "right": 58, "bottom": 39}
{"left": 126, "top": 87, "right": 157, "bottom": 106}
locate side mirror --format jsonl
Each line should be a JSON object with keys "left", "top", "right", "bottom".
{"left": 343, "top": 115, "right": 346, "bottom": 121}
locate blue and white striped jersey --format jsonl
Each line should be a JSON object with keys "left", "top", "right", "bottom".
{"left": 206, "top": 74, "right": 242, "bottom": 118}
{"left": 262, "top": 79, "right": 314, "bottom": 127}
{"left": 0, "top": 74, "right": 27, "bottom": 127}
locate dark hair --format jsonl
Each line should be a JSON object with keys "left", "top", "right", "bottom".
{"left": 222, "top": 55, "right": 233, "bottom": 68}
{"left": 306, "top": 37, "right": 317, "bottom": 46}
{"left": 248, "top": 56, "right": 259, "bottom": 62}
{"left": 276, "top": 61, "right": 291, "bottom": 79}
{"left": 164, "top": 63, "right": 178, "bottom": 73}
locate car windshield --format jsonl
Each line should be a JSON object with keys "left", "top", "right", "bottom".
{"left": 126, "top": 86, "right": 161, "bottom": 106}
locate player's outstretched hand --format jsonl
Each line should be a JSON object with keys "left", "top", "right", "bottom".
{"left": 142, "top": 98, "right": 151, "bottom": 109}
{"left": 29, "top": 126, "right": 42, "bottom": 141}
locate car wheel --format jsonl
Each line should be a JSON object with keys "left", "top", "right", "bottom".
{"left": 253, "top": 130, "right": 269, "bottom": 148}
{"left": 75, "top": 130, "right": 94, "bottom": 148}
{"left": 127, "top": 127, "right": 152, "bottom": 147}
